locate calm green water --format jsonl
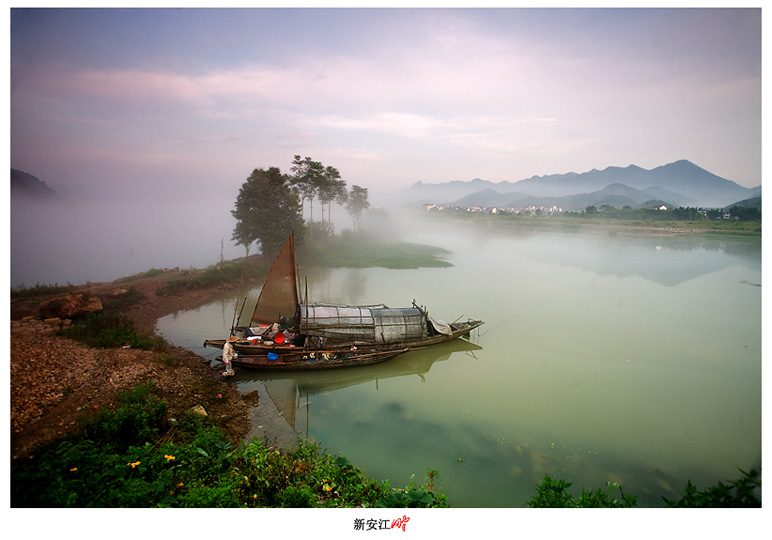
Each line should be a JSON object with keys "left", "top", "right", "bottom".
{"left": 157, "top": 223, "right": 761, "bottom": 507}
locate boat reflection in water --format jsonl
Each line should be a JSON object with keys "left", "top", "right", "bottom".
{"left": 229, "top": 338, "right": 482, "bottom": 448}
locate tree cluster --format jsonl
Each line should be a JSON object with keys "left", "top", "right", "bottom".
{"left": 578, "top": 205, "right": 762, "bottom": 222}
{"left": 231, "top": 157, "right": 370, "bottom": 255}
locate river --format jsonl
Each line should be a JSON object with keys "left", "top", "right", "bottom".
{"left": 157, "top": 219, "right": 761, "bottom": 508}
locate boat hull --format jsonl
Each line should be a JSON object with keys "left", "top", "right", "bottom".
{"left": 221, "top": 347, "right": 412, "bottom": 371}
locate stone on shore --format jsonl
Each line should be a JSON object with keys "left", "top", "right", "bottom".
{"left": 39, "top": 293, "right": 103, "bottom": 319}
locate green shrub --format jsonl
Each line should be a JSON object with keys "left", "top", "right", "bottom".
{"left": 81, "top": 383, "right": 168, "bottom": 451}
{"left": 11, "top": 282, "right": 75, "bottom": 300}
{"left": 142, "top": 268, "right": 165, "bottom": 277}
{"left": 525, "top": 476, "right": 579, "bottom": 508}
{"left": 527, "top": 470, "right": 761, "bottom": 508}
{"left": 59, "top": 312, "right": 154, "bottom": 349}
{"left": 277, "top": 485, "right": 316, "bottom": 507}
{"left": 663, "top": 468, "right": 761, "bottom": 508}
{"left": 99, "top": 287, "right": 145, "bottom": 312}
{"left": 376, "top": 468, "right": 448, "bottom": 508}
{"left": 526, "top": 475, "right": 638, "bottom": 508}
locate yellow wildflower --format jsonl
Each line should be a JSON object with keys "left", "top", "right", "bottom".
{"left": 164, "top": 454, "right": 176, "bottom": 461}
{"left": 127, "top": 461, "right": 141, "bottom": 468}
{"left": 69, "top": 467, "right": 77, "bottom": 472}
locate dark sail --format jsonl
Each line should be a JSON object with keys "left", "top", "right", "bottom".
{"left": 250, "top": 233, "right": 299, "bottom": 326}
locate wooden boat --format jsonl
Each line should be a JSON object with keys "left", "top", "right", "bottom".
{"left": 204, "top": 232, "right": 483, "bottom": 369}
{"left": 204, "top": 317, "right": 483, "bottom": 355}
{"left": 216, "top": 347, "right": 412, "bottom": 371}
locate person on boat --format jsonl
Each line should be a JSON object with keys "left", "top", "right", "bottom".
{"left": 222, "top": 335, "right": 238, "bottom": 377}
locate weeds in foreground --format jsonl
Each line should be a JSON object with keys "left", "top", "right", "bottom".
{"left": 98, "top": 286, "right": 146, "bottom": 312}
{"left": 526, "top": 470, "right": 761, "bottom": 508}
{"left": 662, "top": 468, "right": 761, "bottom": 508}
{"left": 58, "top": 312, "right": 158, "bottom": 350}
{"left": 11, "top": 282, "right": 76, "bottom": 299}
{"left": 525, "top": 475, "right": 638, "bottom": 508}
{"left": 11, "top": 384, "right": 448, "bottom": 508}
{"left": 11, "top": 380, "right": 760, "bottom": 508}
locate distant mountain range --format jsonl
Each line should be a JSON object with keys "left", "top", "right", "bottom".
{"left": 389, "top": 160, "right": 759, "bottom": 210}
{"left": 11, "top": 168, "right": 59, "bottom": 200}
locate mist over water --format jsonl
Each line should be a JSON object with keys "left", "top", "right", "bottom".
{"left": 10, "top": 190, "right": 377, "bottom": 288}
{"left": 11, "top": 194, "right": 245, "bottom": 288}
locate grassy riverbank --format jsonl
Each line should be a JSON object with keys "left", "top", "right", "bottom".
{"left": 423, "top": 207, "right": 762, "bottom": 236}
{"left": 146, "top": 235, "right": 452, "bottom": 297}
{"left": 301, "top": 233, "right": 453, "bottom": 269}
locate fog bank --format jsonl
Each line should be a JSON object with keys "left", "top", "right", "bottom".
{"left": 11, "top": 194, "right": 244, "bottom": 288}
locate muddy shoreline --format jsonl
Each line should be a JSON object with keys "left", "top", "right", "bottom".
{"left": 10, "top": 267, "right": 266, "bottom": 460}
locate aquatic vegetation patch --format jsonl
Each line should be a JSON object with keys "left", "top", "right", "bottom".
{"left": 303, "top": 237, "right": 453, "bottom": 269}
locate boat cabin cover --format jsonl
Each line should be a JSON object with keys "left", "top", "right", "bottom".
{"left": 301, "top": 303, "right": 427, "bottom": 345}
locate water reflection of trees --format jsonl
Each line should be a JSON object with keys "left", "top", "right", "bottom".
{"left": 593, "top": 235, "right": 759, "bottom": 286}
{"left": 471, "top": 224, "right": 760, "bottom": 286}
{"left": 409, "top": 213, "right": 760, "bottom": 268}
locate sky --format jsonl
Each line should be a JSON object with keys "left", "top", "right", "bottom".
{"left": 6, "top": 4, "right": 765, "bottom": 286}
{"left": 10, "top": 5, "right": 762, "bottom": 201}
